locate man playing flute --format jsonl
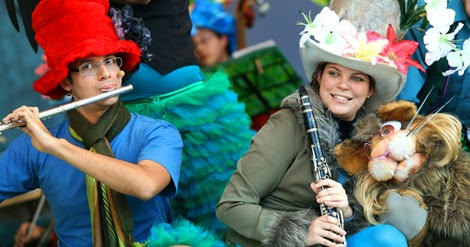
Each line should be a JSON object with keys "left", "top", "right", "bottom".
{"left": 0, "top": 0, "right": 183, "bottom": 246}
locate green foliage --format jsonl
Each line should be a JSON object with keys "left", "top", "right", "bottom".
{"left": 310, "top": 0, "right": 330, "bottom": 6}
{"left": 462, "top": 129, "right": 470, "bottom": 153}
{"left": 398, "top": 0, "right": 429, "bottom": 31}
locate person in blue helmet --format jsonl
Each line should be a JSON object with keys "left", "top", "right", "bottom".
{"left": 190, "top": 0, "right": 237, "bottom": 67}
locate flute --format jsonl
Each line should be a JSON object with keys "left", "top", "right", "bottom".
{"left": 298, "top": 85, "right": 346, "bottom": 246}
{"left": 0, "top": 84, "right": 133, "bottom": 132}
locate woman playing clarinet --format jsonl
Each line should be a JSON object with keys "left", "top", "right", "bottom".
{"left": 216, "top": 3, "right": 425, "bottom": 246}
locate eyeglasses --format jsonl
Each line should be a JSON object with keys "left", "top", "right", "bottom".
{"left": 70, "top": 57, "right": 122, "bottom": 76}
{"left": 193, "top": 32, "right": 216, "bottom": 47}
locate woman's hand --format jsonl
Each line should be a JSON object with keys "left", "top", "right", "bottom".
{"left": 311, "top": 179, "right": 352, "bottom": 218}
{"left": 304, "top": 179, "right": 351, "bottom": 246}
{"left": 304, "top": 214, "right": 346, "bottom": 246}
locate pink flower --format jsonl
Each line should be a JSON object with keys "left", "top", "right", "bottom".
{"left": 380, "top": 25, "right": 424, "bottom": 74}
{"left": 344, "top": 30, "right": 388, "bottom": 64}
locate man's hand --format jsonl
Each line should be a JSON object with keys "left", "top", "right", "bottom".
{"left": 14, "top": 222, "right": 45, "bottom": 247}
{"left": 2, "top": 106, "right": 58, "bottom": 153}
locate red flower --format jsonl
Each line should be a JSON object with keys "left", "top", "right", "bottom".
{"left": 380, "top": 25, "right": 425, "bottom": 74}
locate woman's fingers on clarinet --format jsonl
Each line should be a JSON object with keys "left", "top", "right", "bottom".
{"left": 324, "top": 215, "right": 346, "bottom": 233}
{"left": 312, "top": 179, "right": 342, "bottom": 191}
{"left": 318, "top": 195, "right": 349, "bottom": 209}
{"left": 317, "top": 188, "right": 347, "bottom": 202}
{"left": 321, "top": 178, "right": 338, "bottom": 186}
{"left": 320, "top": 229, "right": 346, "bottom": 247}
{"left": 310, "top": 181, "right": 336, "bottom": 193}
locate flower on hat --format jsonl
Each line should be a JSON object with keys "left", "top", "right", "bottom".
{"left": 298, "top": 8, "right": 356, "bottom": 53}
{"left": 380, "top": 25, "right": 424, "bottom": 74}
{"left": 109, "top": 5, "right": 154, "bottom": 63}
{"left": 346, "top": 31, "right": 389, "bottom": 65}
{"left": 306, "top": 0, "right": 469, "bottom": 77}
{"left": 298, "top": 7, "right": 421, "bottom": 74}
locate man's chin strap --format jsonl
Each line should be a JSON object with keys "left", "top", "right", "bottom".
{"left": 68, "top": 101, "right": 134, "bottom": 247}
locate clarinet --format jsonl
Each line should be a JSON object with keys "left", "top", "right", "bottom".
{"left": 298, "top": 85, "right": 346, "bottom": 246}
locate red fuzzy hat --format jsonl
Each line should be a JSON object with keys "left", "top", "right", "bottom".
{"left": 32, "top": 0, "right": 141, "bottom": 99}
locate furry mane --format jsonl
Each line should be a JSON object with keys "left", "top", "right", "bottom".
{"left": 334, "top": 100, "right": 470, "bottom": 246}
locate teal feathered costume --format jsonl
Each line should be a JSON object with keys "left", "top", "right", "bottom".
{"left": 148, "top": 217, "right": 226, "bottom": 247}
{"left": 125, "top": 71, "right": 255, "bottom": 237}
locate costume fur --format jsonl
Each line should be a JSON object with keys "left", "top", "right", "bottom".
{"left": 334, "top": 100, "right": 470, "bottom": 246}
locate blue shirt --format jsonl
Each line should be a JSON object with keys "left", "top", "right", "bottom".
{"left": 397, "top": 0, "right": 470, "bottom": 125}
{"left": 0, "top": 113, "right": 183, "bottom": 246}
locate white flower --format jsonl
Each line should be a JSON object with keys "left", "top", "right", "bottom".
{"left": 426, "top": 8, "right": 455, "bottom": 28}
{"left": 423, "top": 23, "right": 463, "bottom": 66}
{"left": 298, "top": 11, "right": 316, "bottom": 48}
{"left": 443, "top": 38, "right": 470, "bottom": 76}
{"left": 298, "top": 7, "right": 357, "bottom": 52}
{"left": 317, "top": 20, "right": 357, "bottom": 52}
{"left": 424, "top": 0, "right": 447, "bottom": 11}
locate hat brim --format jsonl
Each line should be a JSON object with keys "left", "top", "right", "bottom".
{"left": 34, "top": 38, "right": 141, "bottom": 99}
{"left": 300, "top": 39, "right": 406, "bottom": 111}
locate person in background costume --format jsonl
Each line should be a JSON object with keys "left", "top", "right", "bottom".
{"left": 191, "top": 0, "right": 303, "bottom": 131}
{"left": 396, "top": 0, "right": 470, "bottom": 152}
{"left": 191, "top": 0, "right": 237, "bottom": 67}
{"left": 109, "top": 0, "right": 255, "bottom": 239}
{"left": 216, "top": 1, "right": 424, "bottom": 246}
{"left": 4, "top": 0, "right": 183, "bottom": 246}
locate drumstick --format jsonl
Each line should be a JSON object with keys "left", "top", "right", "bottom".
{"left": 25, "top": 194, "right": 46, "bottom": 241}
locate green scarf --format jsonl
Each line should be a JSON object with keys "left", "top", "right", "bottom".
{"left": 68, "top": 101, "right": 134, "bottom": 247}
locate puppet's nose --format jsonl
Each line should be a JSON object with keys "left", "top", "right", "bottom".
{"left": 370, "top": 138, "right": 390, "bottom": 159}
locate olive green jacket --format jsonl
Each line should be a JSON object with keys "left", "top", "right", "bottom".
{"left": 216, "top": 86, "right": 366, "bottom": 246}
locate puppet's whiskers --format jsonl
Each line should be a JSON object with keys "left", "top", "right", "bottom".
{"left": 405, "top": 86, "right": 435, "bottom": 133}
{"left": 408, "top": 95, "right": 456, "bottom": 136}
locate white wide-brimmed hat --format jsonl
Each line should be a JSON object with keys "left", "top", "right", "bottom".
{"left": 298, "top": 5, "right": 422, "bottom": 111}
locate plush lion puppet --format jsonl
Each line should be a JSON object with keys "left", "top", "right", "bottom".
{"left": 334, "top": 100, "right": 470, "bottom": 247}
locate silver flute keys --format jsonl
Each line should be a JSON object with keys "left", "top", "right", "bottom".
{"left": 0, "top": 84, "right": 133, "bottom": 132}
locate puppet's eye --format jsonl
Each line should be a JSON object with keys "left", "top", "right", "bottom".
{"left": 380, "top": 121, "right": 402, "bottom": 137}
